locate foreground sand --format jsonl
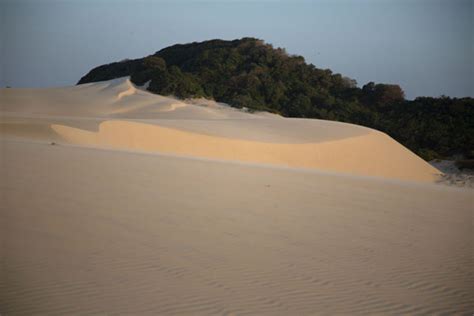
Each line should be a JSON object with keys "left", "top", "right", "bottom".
{"left": 2, "top": 140, "right": 473, "bottom": 315}
{"left": 1, "top": 78, "right": 472, "bottom": 314}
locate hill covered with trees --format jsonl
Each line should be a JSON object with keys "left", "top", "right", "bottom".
{"left": 78, "top": 38, "right": 473, "bottom": 161}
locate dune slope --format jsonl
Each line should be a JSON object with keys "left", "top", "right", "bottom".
{"left": 3, "top": 78, "right": 471, "bottom": 314}
{"left": 1, "top": 140, "right": 472, "bottom": 315}
{"left": 1, "top": 77, "right": 440, "bottom": 182}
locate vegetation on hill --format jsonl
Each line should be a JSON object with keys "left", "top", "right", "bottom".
{"left": 78, "top": 38, "right": 474, "bottom": 161}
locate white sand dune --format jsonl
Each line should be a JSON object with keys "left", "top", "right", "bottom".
{"left": 1, "top": 78, "right": 472, "bottom": 315}
{"left": 2, "top": 141, "right": 472, "bottom": 315}
{"left": 1, "top": 77, "right": 439, "bottom": 182}
{"left": 50, "top": 120, "right": 439, "bottom": 182}
{"left": 0, "top": 78, "right": 265, "bottom": 119}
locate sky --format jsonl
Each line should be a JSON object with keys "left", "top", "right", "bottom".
{"left": 1, "top": 0, "right": 472, "bottom": 99}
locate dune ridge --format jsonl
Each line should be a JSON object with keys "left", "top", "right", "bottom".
{"left": 50, "top": 120, "right": 438, "bottom": 182}
{"left": 0, "top": 78, "right": 266, "bottom": 119}
{"left": 1, "top": 77, "right": 440, "bottom": 182}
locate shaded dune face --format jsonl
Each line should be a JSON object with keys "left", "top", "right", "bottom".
{"left": 1, "top": 77, "right": 440, "bottom": 182}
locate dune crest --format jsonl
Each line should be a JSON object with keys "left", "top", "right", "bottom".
{"left": 116, "top": 79, "right": 137, "bottom": 100}
{"left": 50, "top": 119, "right": 439, "bottom": 182}
{"left": 0, "top": 77, "right": 267, "bottom": 119}
{"left": 0, "top": 77, "right": 441, "bottom": 182}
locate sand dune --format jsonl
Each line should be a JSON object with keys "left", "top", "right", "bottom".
{"left": 2, "top": 140, "right": 472, "bottom": 315}
{"left": 2, "top": 78, "right": 472, "bottom": 315}
{"left": 50, "top": 120, "right": 438, "bottom": 182}
{"left": 1, "top": 77, "right": 440, "bottom": 182}
{"left": 0, "top": 78, "right": 266, "bottom": 119}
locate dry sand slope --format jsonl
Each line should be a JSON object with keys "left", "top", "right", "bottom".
{"left": 1, "top": 77, "right": 439, "bottom": 182}
{"left": 1, "top": 78, "right": 473, "bottom": 315}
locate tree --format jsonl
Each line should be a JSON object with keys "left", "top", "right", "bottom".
{"left": 373, "top": 84, "right": 405, "bottom": 106}
{"left": 143, "top": 56, "right": 166, "bottom": 71}
{"left": 78, "top": 38, "right": 474, "bottom": 161}
{"left": 342, "top": 76, "right": 357, "bottom": 88}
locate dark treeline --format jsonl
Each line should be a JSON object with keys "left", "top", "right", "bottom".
{"left": 78, "top": 38, "right": 474, "bottom": 161}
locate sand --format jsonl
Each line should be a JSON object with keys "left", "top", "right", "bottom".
{"left": 1, "top": 78, "right": 472, "bottom": 315}
{"left": 1, "top": 77, "right": 440, "bottom": 182}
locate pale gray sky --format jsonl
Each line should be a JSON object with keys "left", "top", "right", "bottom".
{"left": 1, "top": 0, "right": 473, "bottom": 99}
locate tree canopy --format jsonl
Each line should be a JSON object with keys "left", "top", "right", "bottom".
{"left": 78, "top": 38, "right": 473, "bottom": 161}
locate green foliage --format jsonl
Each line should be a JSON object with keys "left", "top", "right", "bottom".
{"left": 361, "top": 82, "right": 405, "bottom": 109}
{"left": 146, "top": 65, "right": 205, "bottom": 98}
{"left": 78, "top": 38, "right": 474, "bottom": 161}
{"left": 378, "top": 97, "right": 474, "bottom": 160}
